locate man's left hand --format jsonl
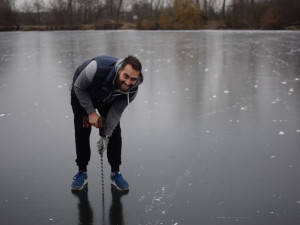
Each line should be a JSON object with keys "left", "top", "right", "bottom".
{"left": 97, "top": 136, "right": 109, "bottom": 155}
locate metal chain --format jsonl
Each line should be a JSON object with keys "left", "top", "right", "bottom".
{"left": 100, "top": 152, "right": 104, "bottom": 198}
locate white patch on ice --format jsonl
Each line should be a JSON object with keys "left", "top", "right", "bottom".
{"left": 278, "top": 131, "right": 285, "bottom": 135}
{"left": 224, "top": 90, "right": 229, "bottom": 94}
{"left": 271, "top": 98, "right": 281, "bottom": 104}
{"left": 297, "top": 201, "right": 300, "bottom": 204}
{"left": 49, "top": 218, "right": 53, "bottom": 221}
{"left": 270, "top": 155, "right": 276, "bottom": 159}
{"left": 204, "top": 68, "right": 209, "bottom": 71}
{"left": 0, "top": 113, "right": 7, "bottom": 117}
{"left": 296, "top": 130, "right": 300, "bottom": 133}
{"left": 281, "top": 81, "right": 287, "bottom": 85}
{"left": 144, "top": 68, "right": 148, "bottom": 72}
{"left": 185, "top": 88, "right": 189, "bottom": 91}
{"left": 295, "top": 78, "right": 299, "bottom": 81}
{"left": 240, "top": 107, "right": 247, "bottom": 111}
{"left": 144, "top": 101, "right": 149, "bottom": 104}
{"left": 57, "top": 85, "right": 63, "bottom": 88}
{"left": 254, "top": 85, "right": 258, "bottom": 88}
{"left": 139, "top": 196, "right": 145, "bottom": 201}
{"left": 289, "top": 88, "right": 294, "bottom": 92}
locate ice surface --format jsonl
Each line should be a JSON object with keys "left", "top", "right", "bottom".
{"left": 0, "top": 30, "right": 300, "bottom": 225}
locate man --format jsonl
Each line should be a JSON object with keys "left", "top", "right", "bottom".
{"left": 70, "top": 55, "right": 143, "bottom": 191}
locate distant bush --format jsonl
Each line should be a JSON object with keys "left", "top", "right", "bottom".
{"left": 159, "top": 14, "right": 174, "bottom": 29}
{"left": 95, "top": 19, "right": 116, "bottom": 29}
{"left": 140, "top": 19, "right": 158, "bottom": 30}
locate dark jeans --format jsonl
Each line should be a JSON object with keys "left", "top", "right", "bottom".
{"left": 71, "top": 91, "right": 122, "bottom": 172}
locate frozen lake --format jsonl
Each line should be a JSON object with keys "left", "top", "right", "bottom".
{"left": 0, "top": 30, "right": 300, "bottom": 225}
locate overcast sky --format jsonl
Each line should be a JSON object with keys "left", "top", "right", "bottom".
{"left": 15, "top": 0, "right": 50, "bottom": 9}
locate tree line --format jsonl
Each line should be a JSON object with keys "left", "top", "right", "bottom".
{"left": 1, "top": 0, "right": 299, "bottom": 31}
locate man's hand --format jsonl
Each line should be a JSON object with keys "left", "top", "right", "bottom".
{"left": 88, "top": 112, "right": 100, "bottom": 128}
{"left": 97, "top": 136, "right": 109, "bottom": 155}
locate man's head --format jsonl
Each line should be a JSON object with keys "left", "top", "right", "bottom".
{"left": 115, "top": 55, "right": 142, "bottom": 92}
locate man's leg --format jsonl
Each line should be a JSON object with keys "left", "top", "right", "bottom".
{"left": 71, "top": 91, "right": 91, "bottom": 190}
{"left": 71, "top": 91, "right": 92, "bottom": 170}
{"left": 107, "top": 123, "right": 129, "bottom": 191}
{"left": 107, "top": 123, "right": 122, "bottom": 172}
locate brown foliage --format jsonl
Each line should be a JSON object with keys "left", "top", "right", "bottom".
{"left": 140, "top": 19, "right": 158, "bottom": 30}
{"left": 173, "top": 0, "right": 203, "bottom": 29}
{"left": 159, "top": 14, "right": 174, "bottom": 30}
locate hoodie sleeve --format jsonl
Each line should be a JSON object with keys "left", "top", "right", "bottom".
{"left": 105, "top": 90, "right": 138, "bottom": 136}
{"left": 73, "top": 60, "right": 97, "bottom": 115}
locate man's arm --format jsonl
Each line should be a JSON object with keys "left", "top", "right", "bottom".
{"left": 105, "top": 91, "right": 138, "bottom": 136}
{"left": 73, "top": 60, "right": 97, "bottom": 115}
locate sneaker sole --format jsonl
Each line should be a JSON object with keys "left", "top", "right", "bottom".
{"left": 111, "top": 182, "right": 129, "bottom": 192}
{"left": 71, "top": 180, "right": 88, "bottom": 191}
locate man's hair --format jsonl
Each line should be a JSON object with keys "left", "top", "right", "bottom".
{"left": 122, "top": 55, "right": 142, "bottom": 72}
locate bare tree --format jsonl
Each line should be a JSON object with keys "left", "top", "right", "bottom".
{"left": 34, "top": 0, "right": 44, "bottom": 24}
{"left": 0, "top": 0, "right": 17, "bottom": 26}
{"left": 222, "top": 0, "right": 226, "bottom": 19}
{"left": 67, "top": 0, "right": 73, "bottom": 27}
{"left": 115, "top": 0, "right": 123, "bottom": 25}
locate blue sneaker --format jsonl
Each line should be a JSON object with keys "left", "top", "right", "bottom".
{"left": 71, "top": 171, "right": 88, "bottom": 191}
{"left": 110, "top": 172, "right": 129, "bottom": 191}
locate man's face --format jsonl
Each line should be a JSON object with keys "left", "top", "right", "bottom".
{"left": 115, "top": 64, "right": 140, "bottom": 92}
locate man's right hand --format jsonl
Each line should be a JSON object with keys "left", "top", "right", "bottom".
{"left": 88, "top": 112, "right": 100, "bottom": 128}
